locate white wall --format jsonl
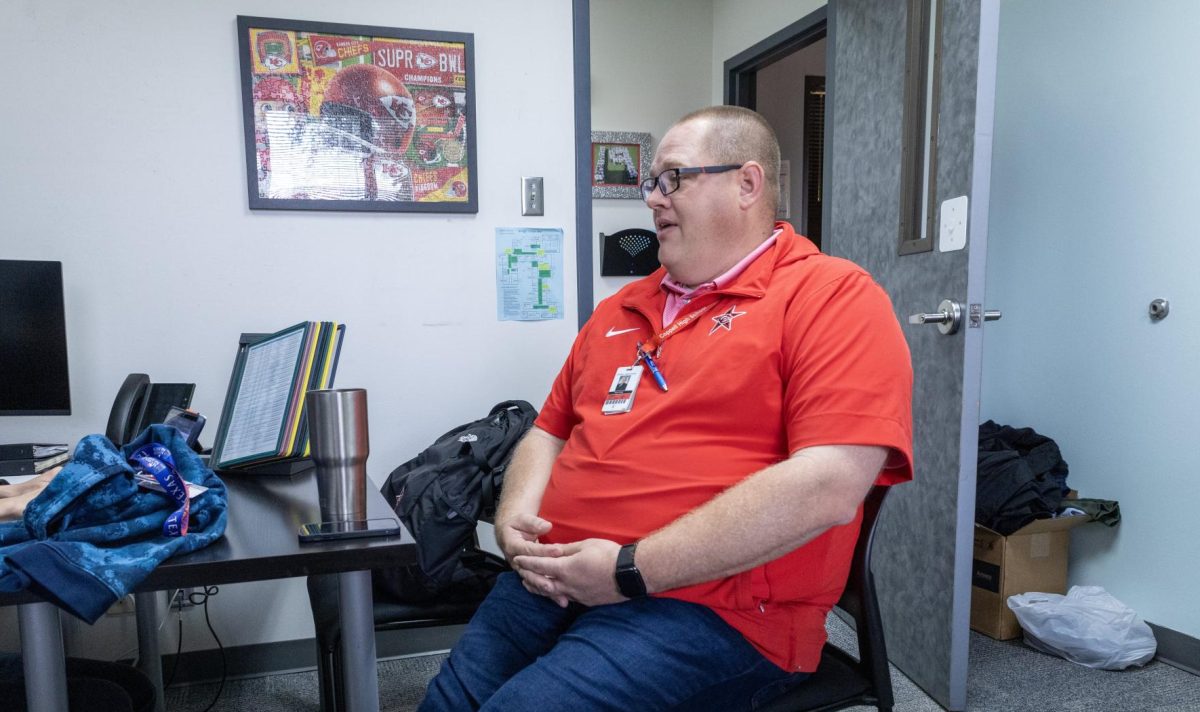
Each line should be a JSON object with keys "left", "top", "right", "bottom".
{"left": 590, "top": 0, "right": 712, "bottom": 303}
{"left": 0, "top": 0, "right": 578, "bottom": 657}
{"left": 590, "top": 0, "right": 826, "bottom": 305}
{"left": 983, "top": 0, "right": 1200, "bottom": 637}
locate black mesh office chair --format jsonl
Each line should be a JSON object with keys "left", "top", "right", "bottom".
{"left": 757, "top": 485, "right": 894, "bottom": 712}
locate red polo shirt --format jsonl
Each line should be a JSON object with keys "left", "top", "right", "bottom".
{"left": 535, "top": 222, "right": 913, "bottom": 671}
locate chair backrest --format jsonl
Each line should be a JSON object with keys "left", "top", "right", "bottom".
{"left": 836, "top": 485, "right": 893, "bottom": 709}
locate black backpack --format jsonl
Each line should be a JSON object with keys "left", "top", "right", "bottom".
{"left": 375, "top": 400, "right": 537, "bottom": 603}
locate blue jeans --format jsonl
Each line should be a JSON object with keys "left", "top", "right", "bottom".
{"left": 420, "top": 572, "right": 808, "bottom": 711}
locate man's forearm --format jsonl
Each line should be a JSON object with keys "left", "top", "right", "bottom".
{"left": 495, "top": 425, "right": 565, "bottom": 524}
{"left": 636, "top": 445, "right": 887, "bottom": 595}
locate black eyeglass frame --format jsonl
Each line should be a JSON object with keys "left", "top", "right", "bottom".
{"left": 639, "top": 164, "right": 745, "bottom": 201}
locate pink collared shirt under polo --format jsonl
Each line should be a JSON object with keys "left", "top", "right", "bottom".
{"left": 659, "top": 228, "right": 781, "bottom": 324}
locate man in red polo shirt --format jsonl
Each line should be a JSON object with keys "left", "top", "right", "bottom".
{"left": 420, "top": 106, "right": 912, "bottom": 711}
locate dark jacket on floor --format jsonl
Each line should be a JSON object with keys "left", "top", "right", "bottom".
{"left": 976, "top": 420, "right": 1069, "bottom": 535}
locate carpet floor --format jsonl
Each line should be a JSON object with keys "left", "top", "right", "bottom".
{"left": 164, "top": 615, "right": 1200, "bottom": 711}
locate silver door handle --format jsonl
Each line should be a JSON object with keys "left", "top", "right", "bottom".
{"left": 908, "top": 312, "right": 954, "bottom": 325}
{"left": 908, "top": 299, "right": 963, "bottom": 334}
{"left": 908, "top": 301, "right": 1002, "bottom": 335}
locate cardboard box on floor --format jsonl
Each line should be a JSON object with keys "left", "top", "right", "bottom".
{"left": 970, "top": 514, "right": 1091, "bottom": 640}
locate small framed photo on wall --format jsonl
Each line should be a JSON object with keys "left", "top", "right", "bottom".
{"left": 591, "top": 131, "right": 651, "bottom": 199}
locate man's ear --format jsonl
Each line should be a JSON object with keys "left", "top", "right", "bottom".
{"left": 736, "top": 161, "right": 766, "bottom": 211}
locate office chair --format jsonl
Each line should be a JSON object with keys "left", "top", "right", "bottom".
{"left": 757, "top": 485, "right": 894, "bottom": 712}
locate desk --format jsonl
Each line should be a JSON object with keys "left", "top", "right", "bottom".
{"left": 2, "top": 469, "right": 416, "bottom": 712}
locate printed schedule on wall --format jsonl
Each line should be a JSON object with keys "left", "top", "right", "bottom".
{"left": 495, "top": 227, "right": 564, "bottom": 321}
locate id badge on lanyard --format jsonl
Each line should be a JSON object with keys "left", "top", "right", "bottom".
{"left": 602, "top": 365, "right": 644, "bottom": 415}
{"left": 599, "top": 302, "right": 717, "bottom": 415}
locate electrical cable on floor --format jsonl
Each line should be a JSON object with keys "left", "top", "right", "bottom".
{"left": 162, "top": 588, "right": 187, "bottom": 686}
{"left": 189, "top": 585, "right": 225, "bottom": 712}
{"left": 113, "top": 591, "right": 179, "bottom": 666}
{"left": 162, "top": 604, "right": 184, "bottom": 690}
{"left": 155, "top": 586, "right": 226, "bottom": 711}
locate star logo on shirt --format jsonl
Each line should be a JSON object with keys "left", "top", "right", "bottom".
{"left": 709, "top": 305, "right": 747, "bottom": 334}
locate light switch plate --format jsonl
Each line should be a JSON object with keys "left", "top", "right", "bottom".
{"left": 521, "top": 176, "right": 544, "bottom": 216}
{"left": 939, "top": 195, "right": 968, "bottom": 252}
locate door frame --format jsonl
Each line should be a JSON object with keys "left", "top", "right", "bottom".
{"left": 573, "top": 0, "right": 593, "bottom": 328}
{"left": 723, "top": 7, "right": 828, "bottom": 111}
{"left": 724, "top": 7, "right": 831, "bottom": 249}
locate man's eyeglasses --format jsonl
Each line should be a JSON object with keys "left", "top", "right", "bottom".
{"left": 639, "top": 164, "right": 744, "bottom": 201}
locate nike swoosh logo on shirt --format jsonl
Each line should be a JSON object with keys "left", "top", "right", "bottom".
{"left": 605, "top": 327, "right": 641, "bottom": 337}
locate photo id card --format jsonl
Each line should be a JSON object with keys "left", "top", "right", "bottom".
{"left": 602, "top": 365, "right": 644, "bottom": 415}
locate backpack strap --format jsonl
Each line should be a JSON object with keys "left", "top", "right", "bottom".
{"left": 479, "top": 400, "right": 537, "bottom": 517}
{"left": 481, "top": 467, "right": 498, "bottom": 520}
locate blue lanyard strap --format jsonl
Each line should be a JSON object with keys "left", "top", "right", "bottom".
{"left": 129, "top": 443, "right": 190, "bottom": 537}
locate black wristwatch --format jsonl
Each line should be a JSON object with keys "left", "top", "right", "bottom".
{"left": 615, "top": 542, "right": 648, "bottom": 598}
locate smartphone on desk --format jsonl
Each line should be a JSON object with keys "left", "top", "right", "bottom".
{"left": 298, "top": 517, "right": 402, "bottom": 543}
{"left": 163, "top": 406, "right": 206, "bottom": 448}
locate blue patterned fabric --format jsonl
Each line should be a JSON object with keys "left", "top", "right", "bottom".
{"left": 0, "top": 425, "right": 227, "bottom": 623}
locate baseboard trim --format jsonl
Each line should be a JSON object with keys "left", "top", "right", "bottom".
{"left": 1148, "top": 621, "right": 1200, "bottom": 676}
{"left": 163, "top": 625, "right": 466, "bottom": 685}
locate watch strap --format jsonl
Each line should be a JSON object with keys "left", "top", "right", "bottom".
{"left": 615, "top": 542, "right": 648, "bottom": 598}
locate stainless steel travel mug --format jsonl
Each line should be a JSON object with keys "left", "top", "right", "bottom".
{"left": 306, "top": 388, "right": 369, "bottom": 522}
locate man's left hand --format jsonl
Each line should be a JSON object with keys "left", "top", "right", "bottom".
{"left": 513, "top": 538, "right": 624, "bottom": 607}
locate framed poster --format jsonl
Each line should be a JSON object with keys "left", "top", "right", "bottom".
{"left": 237, "top": 16, "right": 477, "bottom": 213}
{"left": 591, "top": 131, "right": 651, "bottom": 199}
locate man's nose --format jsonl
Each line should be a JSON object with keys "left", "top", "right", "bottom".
{"left": 643, "top": 182, "right": 669, "bottom": 209}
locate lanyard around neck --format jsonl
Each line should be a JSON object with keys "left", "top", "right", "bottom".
{"left": 638, "top": 301, "right": 717, "bottom": 359}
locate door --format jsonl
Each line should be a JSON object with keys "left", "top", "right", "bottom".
{"left": 825, "top": 1, "right": 1000, "bottom": 709}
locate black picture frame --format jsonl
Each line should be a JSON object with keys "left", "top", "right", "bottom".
{"left": 237, "top": 16, "right": 478, "bottom": 213}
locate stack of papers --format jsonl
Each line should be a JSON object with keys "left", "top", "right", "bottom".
{"left": 0, "top": 443, "right": 70, "bottom": 477}
{"left": 31, "top": 445, "right": 69, "bottom": 459}
{"left": 209, "top": 321, "right": 344, "bottom": 469}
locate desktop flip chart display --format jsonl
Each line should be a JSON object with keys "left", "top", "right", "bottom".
{"left": 210, "top": 321, "right": 344, "bottom": 470}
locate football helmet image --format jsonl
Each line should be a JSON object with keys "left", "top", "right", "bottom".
{"left": 320, "top": 64, "right": 416, "bottom": 154}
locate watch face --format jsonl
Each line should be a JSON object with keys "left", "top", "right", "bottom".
{"left": 616, "top": 568, "right": 645, "bottom": 598}
{"left": 616, "top": 544, "right": 647, "bottom": 598}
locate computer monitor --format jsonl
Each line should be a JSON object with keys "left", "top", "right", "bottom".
{"left": 0, "top": 260, "right": 71, "bottom": 415}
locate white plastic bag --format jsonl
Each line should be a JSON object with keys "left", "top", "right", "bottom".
{"left": 1007, "top": 585, "right": 1157, "bottom": 670}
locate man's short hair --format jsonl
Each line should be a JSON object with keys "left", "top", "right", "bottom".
{"left": 677, "top": 106, "right": 781, "bottom": 216}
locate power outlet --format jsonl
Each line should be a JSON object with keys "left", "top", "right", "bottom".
{"left": 109, "top": 594, "right": 136, "bottom": 616}
{"left": 176, "top": 587, "right": 199, "bottom": 609}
